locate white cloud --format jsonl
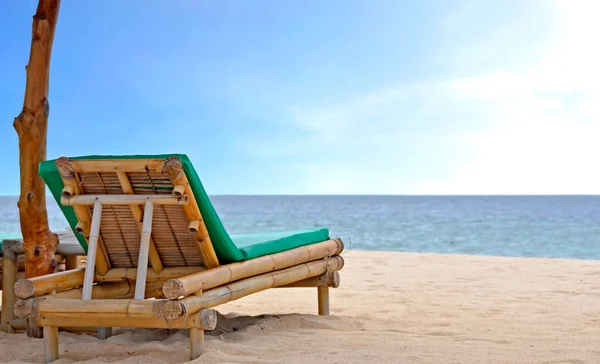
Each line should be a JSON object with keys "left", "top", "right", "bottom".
{"left": 240, "top": 0, "right": 600, "bottom": 194}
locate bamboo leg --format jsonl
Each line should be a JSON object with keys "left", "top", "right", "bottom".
{"left": 134, "top": 200, "right": 154, "bottom": 300}
{"left": 65, "top": 255, "right": 80, "bottom": 270}
{"left": 189, "top": 327, "right": 204, "bottom": 360}
{"left": 82, "top": 201, "right": 102, "bottom": 300}
{"left": 318, "top": 286, "right": 330, "bottom": 316}
{"left": 43, "top": 326, "right": 59, "bottom": 363}
{"left": 97, "top": 327, "right": 112, "bottom": 339}
{"left": 82, "top": 203, "right": 113, "bottom": 336}
{"left": 27, "top": 315, "right": 43, "bottom": 338}
{"left": 1, "top": 252, "right": 18, "bottom": 333}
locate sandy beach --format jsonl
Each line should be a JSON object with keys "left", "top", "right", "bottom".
{"left": 0, "top": 250, "right": 598, "bottom": 364}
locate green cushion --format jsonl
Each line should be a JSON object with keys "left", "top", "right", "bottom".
{"left": 232, "top": 228, "right": 330, "bottom": 260}
{"left": 38, "top": 154, "right": 330, "bottom": 263}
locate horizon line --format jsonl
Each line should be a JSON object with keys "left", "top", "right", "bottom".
{"left": 1, "top": 194, "right": 600, "bottom": 197}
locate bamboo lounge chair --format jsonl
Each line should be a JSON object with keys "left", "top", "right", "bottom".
{"left": 12, "top": 154, "right": 345, "bottom": 363}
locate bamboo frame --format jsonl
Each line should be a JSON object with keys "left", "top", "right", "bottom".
{"left": 26, "top": 297, "right": 183, "bottom": 319}
{"left": 1, "top": 246, "right": 18, "bottom": 333}
{"left": 67, "top": 158, "right": 166, "bottom": 173}
{"left": 37, "top": 310, "right": 216, "bottom": 363}
{"left": 14, "top": 268, "right": 85, "bottom": 299}
{"left": 14, "top": 253, "right": 345, "bottom": 361}
{"left": 12, "top": 266, "right": 189, "bottom": 300}
{"left": 318, "top": 287, "right": 330, "bottom": 315}
{"left": 13, "top": 156, "right": 347, "bottom": 362}
{"left": 43, "top": 326, "right": 58, "bottom": 363}
{"left": 1, "top": 232, "right": 86, "bottom": 333}
{"left": 180, "top": 256, "right": 344, "bottom": 313}
{"left": 162, "top": 156, "right": 219, "bottom": 268}
{"left": 116, "top": 171, "right": 163, "bottom": 273}
{"left": 61, "top": 194, "right": 189, "bottom": 206}
{"left": 56, "top": 157, "right": 110, "bottom": 275}
{"left": 95, "top": 266, "right": 205, "bottom": 282}
{"left": 49, "top": 280, "right": 166, "bottom": 300}
{"left": 162, "top": 238, "right": 343, "bottom": 299}
{"left": 277, "top": 270, "right": 340, "bottom": 288}
{"left": 8, "top": 318, "right": 96, "bottom": 333}
{"left": 35, "top": 308, "right": 216, "bottom": 330}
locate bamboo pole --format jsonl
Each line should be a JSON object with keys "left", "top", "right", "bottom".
{"left": 61, "top": 194, "right": 189, "bottom": 206}
{"left": 1, "top": 249, "right": 19, "bottom": 332}
{"left": 277, "top": 270, "right": 340, "bottom": 288}
{"left": 190, "top": 327, "right": 204, "bottom": 360}
{"left": 116, "top": 171, "right": 163, "bottom": 273}
{"left": 67, "top": 159, "right": 166, "bottom": 174}
{"left": 9, "top": 318, "right": 98, "bottom": 333}
{"left": 14, "top": 268, "right": 85, "bottom": 299}
{"left": 82, "top": 201, "right": 102, "bottom": 300}
{"left": 97, "top": 327, "right": 112, "bottom": 340}
{"left": 50, "top": 280, "right": 166, "bottom": 300}
{"left": 64, "top": 255, "right": 81, "bottom": 270}
{"left": 179, "top": 256, "right": 344, "bottom": 314}
{"left": 27, "top": 297, "right": 183, "bottom": 320}
{"left": 13, "top": 0, "right": 61, "bottom": 279}
{"left": 190, "top": 310, "right": 218, "bottom": 360}
{"left": 172, "top": 185, "right": 185, "bottom": 197}
{"left": 95, "top": 266, "right": 205, "bottom": 282}
{"left": 162, "top": 238, "right": 343, "bottom": 299}
{"left": 56, "top": 158, "right": 110, "bottom": 275}
{"left": 43, "top": 326, "right": 59, "bottom": 363}
{"left": 0, "top": 255, "right": 26, "bottom": 271}
{"left": 9, "top": 318, "right": 26, "bottom": 331}
{"left": 14, "top": 280, "right": 166, "bottom": 319}
{"left": 318, "top": 287, "right": 330, "bottom": 315}
{"left": 35, "top": 309, "right": 215, "bottom": 331}
{"left": 134, "top": 200, "right": 153, "bottom": 300}
{"left": 162, "top": 156, "right": 219, "bottom": 268}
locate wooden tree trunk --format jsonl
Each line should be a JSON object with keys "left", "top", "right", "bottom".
{"left": 13, "top": 0, "right": 61, "bottom": 278}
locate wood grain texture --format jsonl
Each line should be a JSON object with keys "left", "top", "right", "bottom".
{"left": 13, "top": 0, "right": 61, "bottom": 278}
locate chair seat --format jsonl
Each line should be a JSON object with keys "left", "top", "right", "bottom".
{"left": 231, "top": 227, "right": 330, "bottom": 259}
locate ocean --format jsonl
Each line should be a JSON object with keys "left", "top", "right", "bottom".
{"left": 1, "top": 195, "right": 599, "bottom": 260}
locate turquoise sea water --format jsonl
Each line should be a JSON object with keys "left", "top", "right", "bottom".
{"left": 1, "top": 195, "right": 598, "bottom": 260}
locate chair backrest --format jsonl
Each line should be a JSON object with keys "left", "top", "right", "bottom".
{"left": 39, "top": 154, "right": 228, "bottom": 273}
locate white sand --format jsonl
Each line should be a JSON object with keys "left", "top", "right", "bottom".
{"left": 1, "top": 251, "right": 599, "bottom": 363}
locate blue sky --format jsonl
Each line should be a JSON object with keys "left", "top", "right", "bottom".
{"left": 0, "top": 0, "right": 598, "bottom": 195}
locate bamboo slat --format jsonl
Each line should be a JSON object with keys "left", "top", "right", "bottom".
{"left": 59, "top": 159, "right": 205, "bottom": 269}
{"left": 14, "top": 268, "right": 85, "bottom": 299}
{"left": 61, "top": 194, "right": 189, "bottom": 206}
{"left": 116, "top": 171, "right": 163, "bottom": 273}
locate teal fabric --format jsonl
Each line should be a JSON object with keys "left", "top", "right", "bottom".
{"left": 38, "top": 154, "right": 330, "bottom": 263}
{"left": 232, "top": 228, "right": 330, "bottom": 259}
